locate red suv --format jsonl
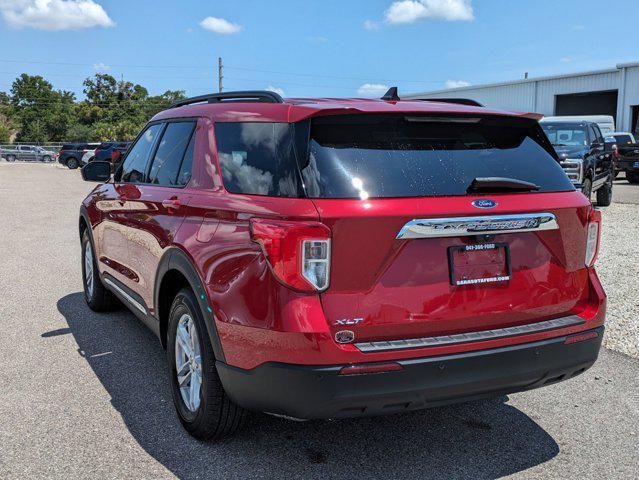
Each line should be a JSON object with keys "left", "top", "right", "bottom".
{"left": 79, "top": 90, "right": 606, "bottom": 440}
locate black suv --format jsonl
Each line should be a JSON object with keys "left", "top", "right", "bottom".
{"left": 58, "top": 143, "right": 99, "bottom": 169}
{"left": 540, "top": 119, "right": 614, "bottom": 206}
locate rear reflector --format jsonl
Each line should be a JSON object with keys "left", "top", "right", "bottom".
{"left": 564, "top": 331, "right": 599, "bottom": 344}
{"left": 339, "top": 362, "right": 404, "bottom": 375}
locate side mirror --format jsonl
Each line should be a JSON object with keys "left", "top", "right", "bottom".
{"left": 81, "top": 161, "right": 111, "bottom": 182}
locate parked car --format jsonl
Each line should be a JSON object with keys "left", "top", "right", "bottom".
{"left": 79, "top": 90, "right": 605, "bottom": 440}
{"left": 80, "top": 142, "right": 131, "bottom": 167}
{"left": 606, "top": 132, "right": 639, "bottom": 183}
{"left": 1, "top": 145, "right": 55, "bottom": 162}
{"left": 58, "top": 143, "right": 99, "bottom": 169}
{"left": 542, "top": 115, "right": 615, "bottom": 136}
{"left": 540, "top": 118, "right": 614, "bottom": 205}
{"left": 80, "top": 149, "right": 94, "bottom": 166}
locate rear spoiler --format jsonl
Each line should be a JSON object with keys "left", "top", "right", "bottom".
{"left": 519, "top": 112, "right": 544, "bottom": 121}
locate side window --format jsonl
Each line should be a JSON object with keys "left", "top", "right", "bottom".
{"left": 215, "top": 122, "right": 301, "bottom": 197}
{"left": 120, "top": 123, "right": 163, "bottom": 183}
{"left": 147, "top": 122, "right": 196, "bottom": 186}
{"left": 593, "top": 125, "right": 604, "bottom": 144}
{"left": 177, "top": 134, "right": 195, "bottom": 186}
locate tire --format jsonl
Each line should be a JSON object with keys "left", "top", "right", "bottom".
{"left": 67, "top": 157, "right": 79, "bottom": 169}
{"left": 627, "top": 172, "right": 639, "bottom": 184}
{"left": 42, "top": 155, "right": 51, "bottom": 163}
{"left": 167, "top": 288, "right": 247, "bottom": 440}
{"left": 581, "top": 178, "right": 592, "bottom": 200}
{"left": 6, "top": 154, "right": 16, "bottom": 162}
{"left": 81, "top": 231, "right": 119, "bottom": 311}
{"left": 596, "top": 177, "right": 613, "bottom": 207}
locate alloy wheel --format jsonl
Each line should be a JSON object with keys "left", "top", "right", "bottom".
{"left": 84, "top": 243, "right": 94, "bottom": 298}
{"left": 174, "top": 313, "right": 202, "bottom": 412}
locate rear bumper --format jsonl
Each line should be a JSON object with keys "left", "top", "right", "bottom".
{"left": 217, "top": 327, "right": 603, "bottom": 419}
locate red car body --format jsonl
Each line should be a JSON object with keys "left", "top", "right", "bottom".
{"left": 80, "top": 92, "right": 605, "bottom": 426}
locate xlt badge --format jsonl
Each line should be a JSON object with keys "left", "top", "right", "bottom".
{"left": 333, "top": 318, "right": 363, "bottom": 326}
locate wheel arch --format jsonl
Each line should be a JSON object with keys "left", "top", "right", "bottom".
{"left": 155, "top": 248, "right": 226, "bottom": 361}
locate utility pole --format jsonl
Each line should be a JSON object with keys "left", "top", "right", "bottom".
{"left": 218, "top": 57, "right": 223, "bottom": 93}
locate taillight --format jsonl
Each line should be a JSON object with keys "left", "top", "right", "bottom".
{"left": 585, "top": 209, "right": 601, "bottom": 267}
{"left": 249, "top": 218, "right": 331, "bottom": 292}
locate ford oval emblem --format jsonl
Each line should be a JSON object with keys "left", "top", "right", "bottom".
{"left": 472, "top": 199, "right": 498, "bottom": 209}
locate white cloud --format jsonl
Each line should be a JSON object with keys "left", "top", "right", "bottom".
{"left": 364, "top": 19, "right": 380, "bottom": 30}
{"left": 357, "top": 83, "right": 390, "bottom": 98}
{"left": 199, "top": 16, "right": 242, "bottom": 35}
{"left": 385, "top": 0, "right": 473, "bottom": 24}
{"left": 308, "top": 35, "right": 328, "bottom": 43}
{"left": 445, "top": 79, "right": 471, "bottom": 89}
{"left": 560, "top": 57, "right": 572, "bottom": 63}
{"left": 266, "top": 85, "right": 285, "bottom": 97}
{"left": 0, "top": 0, "right": 115, "bottom": 30}
{"left": 92, "top": 62, "right": 110, "bottom": 71}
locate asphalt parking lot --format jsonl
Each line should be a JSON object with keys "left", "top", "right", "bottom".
{"left": 0, "top": 162, "right": 638, "bottom": 479}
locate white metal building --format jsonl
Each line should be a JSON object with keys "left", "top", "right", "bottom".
{"left": 405, "top": 62, "right": 639, "bottom": 135}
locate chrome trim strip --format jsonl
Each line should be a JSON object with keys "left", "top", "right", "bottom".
{"left": 354, "top": 315, "right": 584, "bottom": 353}
{"left": 396, "top": 213, "right": 558, "bottom": 239}
{"left": 103, "top": 277, "right": 147, "bottom": 315}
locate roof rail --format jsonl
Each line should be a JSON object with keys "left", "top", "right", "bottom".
{"left": 170, "top": 90, "right": 284, "bottom": 109}
{"left": 422, "top": 98, "right": 484, "bottom": 107}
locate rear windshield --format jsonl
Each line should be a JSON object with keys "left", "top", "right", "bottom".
{"left": 302, "top": 114, "right": 573, "bottom": 198}
{"left": 214, "top": 114, "right": 573, "bottom": 199}
{"left": 613, "top": 134, "right": 633, "bottom": 144}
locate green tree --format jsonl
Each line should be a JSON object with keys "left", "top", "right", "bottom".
{"left": 10, "top": 74, "right": 75, "bottom": 142}
{"left": 0, "top": 91, "right": 15, "bottom": 143}
{"left": 66, "top": 123, "right": 94, "bottom": 142}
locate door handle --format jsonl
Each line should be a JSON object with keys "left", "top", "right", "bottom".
{"left": 162, "top": 197, "right": 181, "bottom": 209}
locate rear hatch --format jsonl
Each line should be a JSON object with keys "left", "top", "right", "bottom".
{"left": 299, "top": 113, "right": 591, "bottom": 344}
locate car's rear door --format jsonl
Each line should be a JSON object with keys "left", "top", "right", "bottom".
{"left": 299, "top": 113, "right": 591, "bottom": 344}
{"left": 20, "top": 146, "right": 34, "bottom": 161}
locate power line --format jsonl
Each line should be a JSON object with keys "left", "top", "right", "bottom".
{"left": 0, "top": 58, "right": 451, "bottom": 85}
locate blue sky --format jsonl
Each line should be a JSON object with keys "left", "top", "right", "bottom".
{"left": 0, "top": 0, "right": 638, "bottom": 100}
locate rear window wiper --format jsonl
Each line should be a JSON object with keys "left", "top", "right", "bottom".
{"left": 467, "top": 177, "right": 540, "bottom": 193}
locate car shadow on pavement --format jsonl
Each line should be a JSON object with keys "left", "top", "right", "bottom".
{"left": 56, "top": 292, "right": 559, "bottom": 480}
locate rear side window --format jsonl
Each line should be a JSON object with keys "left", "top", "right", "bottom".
{"left": 120, "top": 123, "right": 163, "bottom": 183}
{"left": 215, "top": 123, "right": 302, "bottom": 197}
{"left": 148, "top": 122, "right": 196, "bottom": 186}
{"left": 302, "top": 114, "right": 574, "bottom": 198}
